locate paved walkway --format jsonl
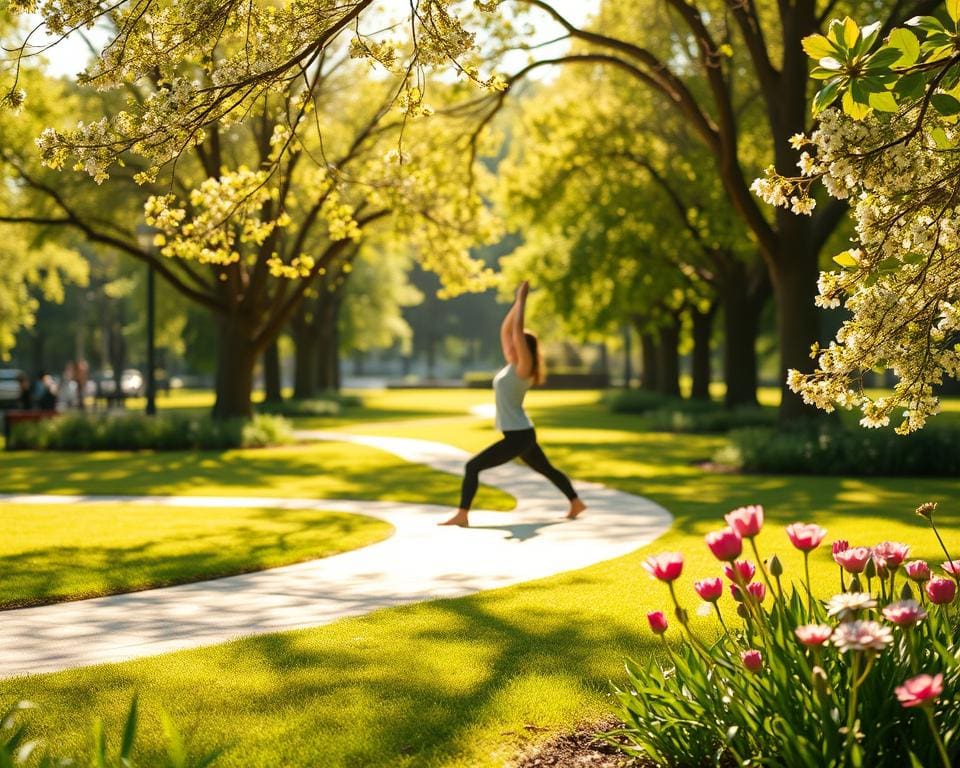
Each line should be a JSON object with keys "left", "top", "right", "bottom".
{"left": 0, "top": 430, "right": 672, "bottom": 679}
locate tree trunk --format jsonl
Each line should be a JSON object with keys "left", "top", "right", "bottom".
{"left": 293, "top": 322, "right": 317, "bottom": 400}
{"left": 718, "top": 262, "right": 770, "bottom": 408}
{"left": 656, "top": 318, "right": 681, "bottom": 397}
{"left": 212, "top": 315, "right": 258, "bottom": 419}
{"left": 690, "top": 304, "right": 715, "bottom": 401}
{"left": 639, "top": 331, "right": 658, "bottom": 392}
{"left": 316, "top": 296, "right": 341, "bottom": 391}
{"left": 771, "top": 228, "right": 822, "bottom": 423}
{"left": 263, "top": 340, "right": 282, "bottom": 403}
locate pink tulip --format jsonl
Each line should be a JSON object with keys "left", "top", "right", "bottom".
{"left": 795, "top": 624, "right": 833, "bottom": 647}
{"left": 647, "top": 611, "right": 668, "bottom": 635}
{"left": 723, "top": 560, "right": 756, "bottom": 583}
{"left": 832, "top": 540, "right": 849, "bottom": 555}
{"left": 926, "top": 577, "right": 957, "bottom": 605}
{"left": 741, "top": 649, "right": 763, "bottom": 673}
{"left": 746, "top": 581, "right": 766, "bottom": 602}
{"left": 786, "top": 523, "right": 827, "bottom": 552}
{"left": 643, "top": 552, "right": 684, "bottom": 582}
{"left": 895, "top": 673, "right": 943, "bottom": 708}
{"left": 706, "top": 527, "right": 743, "bottom": 561}
{"left": 882, "top": 600, "right": 927, "bottom": 626}
{"left": 942, "top": 559, "right": 960, "bottom": 577}
{"left": 905, "top": 560, "right": 931, "bottom": 582}
{"left": 834, "top": 546, "right": 872, "bottom": 574}
{"left": 729, "top": 583, "right": 744, "bottom": 601}
{"left": 874, "top": 541, "right": 910, "bottom": 570}
{"left": 694, "top": 577, "right": 723, "bottom": 602}
{"left": 724, "top": 505, "right": 764, "bottom": 538}
{"left": 873, "top": 555, "right": 889, "bottom": 579}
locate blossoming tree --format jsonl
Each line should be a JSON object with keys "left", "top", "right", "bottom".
{"left": 1, "top": 47, "right": 496, "bottom": 417}
{"left": 754, "top": 3, "right": 960, "bottom": 433}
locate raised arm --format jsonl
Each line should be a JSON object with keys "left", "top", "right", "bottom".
{"left": 512, "top": 281, "right": 533, "bottom": 378}
{"left": 500, "top": 301, "right": 518, "bottom": 363}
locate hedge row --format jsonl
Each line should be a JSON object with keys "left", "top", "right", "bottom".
{"left": 256, "top": 394, "right": 362, "bottom": 418}
{"left": 7, "top": 413, "right": 292, "bottom": 451}
{"left": 606, "top": 390, "right": 776, "bottom": 433}
{"left": 716, "top": 424, "right": 960, "bottom": 476}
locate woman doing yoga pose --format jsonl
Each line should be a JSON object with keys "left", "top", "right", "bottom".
{"left": 440, "top": 281, "right": 586, "bottom": 527}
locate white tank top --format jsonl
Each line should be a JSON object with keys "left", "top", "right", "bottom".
{"left": 493, "top": 364, "right": 533, "bottom": 432}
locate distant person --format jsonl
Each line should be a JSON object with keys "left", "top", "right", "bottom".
{"left": 441, "top": 280, "right": 586, "bottom": 527}
{"left": 35, "top": 372, "right": 57, "bottom": 411}
{"left": 59, "top": 361, "right": 78, "bottom": 410}
{"left": 76, "top": 359, "right": 89, "bottom": 411}
{"left": 16, "top": 373, "right": 32, "bottom": 410}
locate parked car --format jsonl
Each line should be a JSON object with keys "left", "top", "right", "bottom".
{"left": 0, "top": 369, "right": 25, "bottom": 409}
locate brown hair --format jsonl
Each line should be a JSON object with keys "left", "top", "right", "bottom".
{"left": 524, "top": 331, "right": 545, "bottom": 386}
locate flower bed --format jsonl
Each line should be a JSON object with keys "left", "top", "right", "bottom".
{"left": 614, "top": 503, "right": 960, "bottom": 767}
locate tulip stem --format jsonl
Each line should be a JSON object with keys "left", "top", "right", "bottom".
{"left": 713, "top": 603, "right": 729, "bottom": 636}
{"left": 929, "top": 519, "right": 960, "bottom": 587}
{"left": 843, "top": 652, "right": 861, "bottom": 763}
{"left": 923, "top": 706, "right": 952, "bottom": 768}
{"left": 749, "top": 538, "right": 776, "bottom": 601}
{"left": 803, "top": 552, "right": 814, "bottom": 619}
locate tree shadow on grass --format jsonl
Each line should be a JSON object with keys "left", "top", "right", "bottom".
{"left": 0, "top": 508, "right": 392, "bottom": 609}
{"left": 0, "top": 446, "right": 511, "bottom": 509}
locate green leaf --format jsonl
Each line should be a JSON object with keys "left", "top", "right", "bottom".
{"left": 931, "top": 126, "right": 956, "bottom": 148}
{"left": 819, "top": 56, "right": 843, "bottom": 70}
{"left": 849, "top": 78, "right": 871, "bottom": 104}
{"left": 813, "top": 79, "right": 842, "bottom": 113}
{"left": 859, "top": 75, "right": 889, "bottom": 93}
{"left": 843, "top": 87, "right": 873, "bottom": 117}
{"left": 811, "top": 67, "right": 838, "bottom": 80}
{"left": 886, "top": 28, "right": 920, "bottom": 66}
{"left": 842, "top": 17, "right": 860, "bottom": 48}
{"left": 907, "top": 15, "right": 946, "bottom": 33}
{"left": 160, "top": 710, "right": 186, "bottom": 768}
{"left": 91, "top": 719, "right": 107, "bottom": 768}
{"left": 869, "top": 90, "right": 899, "bottom": 111}
{"left": 833, "top": 250, "right": 859, "bottom": 267}
{"left": 120, "top": 695, "right": 139, "bottom": 761}
{"left": 860, "top": 21, "right": 883, "bottom": 52}
{"left": 931, "top": 92, "right": 960, "bottom": 115}
{"left": 949, "top": 0, "right": 960, "bottom": 23}
{"left": 802, "top": 34, "right": 836, "bottom": 59}
{"left": 894, "top": 71, "right": 926, "bottom": 101}
{"left": 867, "top": 46, "right": 905, "bottom": 70}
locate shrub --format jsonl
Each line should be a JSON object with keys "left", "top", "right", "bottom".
{"left": 7, "top": 413, "right": 292, "bottom": 451}
{"left": 717, "top": 424, "right": 960, "bottom": 475}
{"left": 612, "top": 503, "right": 960, "bottom": 768}
{"left": 1, "top": 695, "right": 224, "bottom": 767}
{"left": 256, "top": 393, "right": 361, "bottom": 418}
{"left": 606, "top": 390, "right": 776, "bottom": 433}
{"left": 604, "top": 389, "right": 672, "bottom": 414}
{"left": 644, "top": 405, "right": 775, "bottom": 433}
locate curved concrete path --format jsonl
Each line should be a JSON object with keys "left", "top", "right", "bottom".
{"left": 0, "top": 430, "right": 672, "bottom": 679}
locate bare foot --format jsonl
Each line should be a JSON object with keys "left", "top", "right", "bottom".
{"left": 439, "top": 509, "right": 470, "bottom": 527}
{"left": 566, "top": 498, "right": 587, "bottom": 520}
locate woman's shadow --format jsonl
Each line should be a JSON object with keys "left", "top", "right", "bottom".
{"left": 466, "top": 520, "right": 564, "bottom": 542}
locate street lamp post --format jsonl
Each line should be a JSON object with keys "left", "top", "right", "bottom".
{"left": 145, "top": 262, "right": 156, "bottom": 416}
{"left": 136, "top": 226, "right": 157, "bottom": 416}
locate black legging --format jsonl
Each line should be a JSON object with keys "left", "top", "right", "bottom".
{"left": 459, "top": 428, "right": 578, "bottom": 510}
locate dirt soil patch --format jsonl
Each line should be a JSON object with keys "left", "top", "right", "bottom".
{"left": 512, "top": 718, "right": 652, "bottom": 768}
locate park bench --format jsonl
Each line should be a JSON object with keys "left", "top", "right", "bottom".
{"left": 2, "top": 409, "right": 58, "bottom": 447}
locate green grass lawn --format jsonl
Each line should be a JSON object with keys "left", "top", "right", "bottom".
{"left": 0, "top": 502, "right": 393, "bottom": 609}
{"left": 0, "top": 439, "right": 511, "bottom": 510}
{"left": 2, "top": 389, "right": 959, "bottom": 767}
